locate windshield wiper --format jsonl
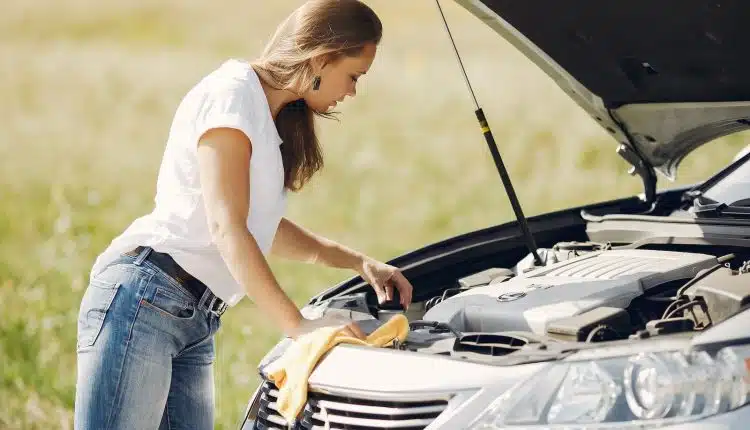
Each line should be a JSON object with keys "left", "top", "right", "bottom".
{"left": 683, "top": 146, "right": 750, "bottom": 203}
{"left": 692, "top": 197, "right": 750, "bottom": 218}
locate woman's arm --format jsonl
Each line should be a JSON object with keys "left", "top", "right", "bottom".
{"left": 271, "top": 217, "right": 365, "bottom": 271}
{"left": 272, "top": 218, "right": 414, "bottom": 309}
{"left": 197, "top": 127, "right": 305, "bottom": 337}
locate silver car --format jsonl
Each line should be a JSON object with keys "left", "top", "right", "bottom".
{"left": 241, "top": 0, "right": 750, "bottom": 428}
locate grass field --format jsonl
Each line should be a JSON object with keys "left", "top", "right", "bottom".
{"left": 1, "top": 1, "right": 748, "bottom": 428}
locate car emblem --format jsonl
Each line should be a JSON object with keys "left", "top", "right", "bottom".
{"left": 497, "top": 292, "right": 526, "bottom": 302}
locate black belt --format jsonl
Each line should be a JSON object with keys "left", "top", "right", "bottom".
{"left": 124, "top": 246, "right": 228, "bottom": 317}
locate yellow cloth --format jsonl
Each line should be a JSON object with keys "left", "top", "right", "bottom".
{"left": 263, "top": 314, "right": 409, "bottom": 422}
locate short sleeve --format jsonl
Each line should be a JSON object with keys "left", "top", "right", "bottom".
{"left": 193, "top": 78, "right": 257, "bottom": 147}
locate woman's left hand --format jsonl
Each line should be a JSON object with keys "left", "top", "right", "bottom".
{"left": 359, "top": 258, "right": 414, "bottom": 310}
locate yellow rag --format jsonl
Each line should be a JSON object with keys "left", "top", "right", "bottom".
{"left": 263, "top": 314, "right": 409, "bottom": 422}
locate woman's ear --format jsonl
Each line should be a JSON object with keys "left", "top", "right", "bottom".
{"left": 309, "top": 54, "right": 328, "bottom": 75}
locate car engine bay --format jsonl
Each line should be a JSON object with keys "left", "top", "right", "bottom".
{"left": 310, "top": 240, "right": 750, "bottom": 363}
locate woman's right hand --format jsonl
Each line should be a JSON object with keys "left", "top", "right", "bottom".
{"left": 291, "top": 314, "right": 366, "bottom": 340}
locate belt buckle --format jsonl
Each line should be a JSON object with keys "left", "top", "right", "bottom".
{"left": 206, "top": 295, "right": 228, "bottom": 317}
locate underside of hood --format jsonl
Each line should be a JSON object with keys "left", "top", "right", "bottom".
{"left": 454, "top": 0, "right": 750, "bottom": 200}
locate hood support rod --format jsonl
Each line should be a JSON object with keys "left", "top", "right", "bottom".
{"left": 435, "top": 0, "right": 543, "bottom": 267}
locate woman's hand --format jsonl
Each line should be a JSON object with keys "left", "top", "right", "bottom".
{"left": 359, "top": 258, "right": 414, "bottom": 310}
{"left": 270, "top": 219, "right": 414, "bottom": 312}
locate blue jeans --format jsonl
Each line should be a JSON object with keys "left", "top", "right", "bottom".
{"left": 74, "top": 248, "right": 222, "bottom": 429}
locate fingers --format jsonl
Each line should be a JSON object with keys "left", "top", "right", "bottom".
{"left": 367, "top": 265, "right": 414, "bottom": 309}
{"left": 373, "top": 282, "right": 394, "bottom": 305}
{"left": 373, "top": 284, "right": 387, "bottom": 304}
{"left": 348, "top": 322, "right": 366, "bottom": 340}
{"left": 339, "top": 322, "right": 366, "bottom": 340}
{"left": 393, "top": 272, "right": 414, "bottom": 310}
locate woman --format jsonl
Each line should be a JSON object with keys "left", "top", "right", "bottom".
{"left": 74, "top": 1, "right": 413, "bottom": 428}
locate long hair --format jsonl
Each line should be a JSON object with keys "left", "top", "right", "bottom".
{"left": 250, "top": 0, "right": 383, "bottom": 192}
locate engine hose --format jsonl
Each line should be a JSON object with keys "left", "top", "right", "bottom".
{"left": 662, "top": 298, "right": 687, "bottom": 320}
{"left": 676, "top": 264, "right": 724, "bottom": 298}
{"left": 424, "top": 296, "right": 442, "bottom": 312}
{"left": 665, "top": 300, "right": 701, "bottom": 320}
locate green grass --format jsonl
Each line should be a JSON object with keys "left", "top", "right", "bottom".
{"left": 2, "top": 1, "right": 748, "bottom": 428}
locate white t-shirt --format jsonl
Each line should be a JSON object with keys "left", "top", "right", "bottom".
{"left": 91, "top": 59, "right": 287, "bottom": 306}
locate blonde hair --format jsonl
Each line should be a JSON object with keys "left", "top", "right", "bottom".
{"left": 250, "top": 0, "right": 382, "bottom": 191}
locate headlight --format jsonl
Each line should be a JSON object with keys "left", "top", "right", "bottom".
{"left": 470, "top": 345, "right": 750, "bottom": 429}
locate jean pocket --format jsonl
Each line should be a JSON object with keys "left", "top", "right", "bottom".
{"left": 77, "top": 277, "right": 121, "bottom": 350}
{"left": 139, "top": 287, "right": 195, "bottom": 320}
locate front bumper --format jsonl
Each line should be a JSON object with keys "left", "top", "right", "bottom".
{"left": 240, "top": 398, "right": 750, "bottom": 430}
{"left": 240, "top": 343, "right": 540, "bottom": 429}
{"left": 239, "top": 341, "right": 750, "bottom": 430}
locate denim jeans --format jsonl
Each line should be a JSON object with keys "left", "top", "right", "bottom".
{"left": 74, "top": 248, "right": 222, "bottom": 429}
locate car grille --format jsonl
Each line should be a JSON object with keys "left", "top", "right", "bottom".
{"left": 254, "top": 381, "right": 450, "bottom": 430}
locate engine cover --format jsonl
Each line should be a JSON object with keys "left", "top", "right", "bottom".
{"left": 421, "top": 249, "right": 718, "bottom": 334}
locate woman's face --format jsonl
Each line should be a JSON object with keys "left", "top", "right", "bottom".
{"left": 304, "top": 43, "right": 377, "bottom": 113}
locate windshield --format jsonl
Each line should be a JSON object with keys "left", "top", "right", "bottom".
{"left": 700, "top": 147, "right": 750, "bottom": 206}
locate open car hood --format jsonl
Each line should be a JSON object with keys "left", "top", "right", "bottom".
{"left": 455, "top": 0, "right": 750, "bottom": 201}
